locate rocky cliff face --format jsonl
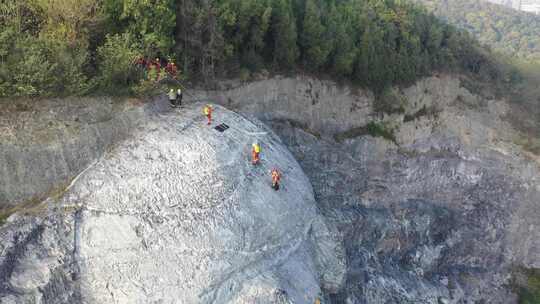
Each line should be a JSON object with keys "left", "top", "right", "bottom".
{"left": 0, "top": 74, "right": 538, "bottom": 303}
{"left": 194, "top": 74, "right": 540, "bottom": 303}
{"left": 0, "top": 97, "right": 146, "bottom": 209}
{"left": 0, "top": 100, "right": 345, "bottom": 303}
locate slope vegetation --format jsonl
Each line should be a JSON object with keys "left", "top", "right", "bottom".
{"left": 412, "top": 0, "right": 540, "bottom": 61}
{"left": 0, "top": 0, "right": 507, "bottom": 96}
{"left": 410, "top": 0, "right": 540, "bottom": 153}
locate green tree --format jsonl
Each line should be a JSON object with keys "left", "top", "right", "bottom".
{"left": 104, "top": 0, "right": 176, "bottom": 56}
{"left": 3, "top": 37, "right": 88, "bottom": 97}
{"left": 0, "top": 0, "right": 513, "bottom": 98}
{"left": 271, "top": 0, "right": 299, "bottom": 68}
{"left": 300, "top": 0, "right": 331, "bottom": 69}
{"left": 96, "top": 33, "right": 141, "bottom": 92}
{"left": 328, "top": 2, "right": 356, "bottom": 76}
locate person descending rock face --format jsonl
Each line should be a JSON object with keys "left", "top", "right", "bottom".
{"left": 252, "top": 143, "right": 261, "bottom": 165}
{"left": 176, "top": 88, "right": 183, "bottom": 106}
{"left": 271, "top": 168, "right": 281, "bottom": 191}
{"left": 203, "top": 104, "right": 213, "bottom": 125}
{"left": 168, "top": 89, "right": 177, "bottom": 107}
{"left": 314, "top": 298, "right": 321, "bottom": 304}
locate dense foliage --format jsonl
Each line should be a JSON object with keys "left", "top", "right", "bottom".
{"left": 412, "top": 0, "right": 540, "bottom": 61}
{"left": 0, "top": 0, "right": 509, "bottom": 97}
{"left": 410, "top": 0, "right": 539, "bottom": 137}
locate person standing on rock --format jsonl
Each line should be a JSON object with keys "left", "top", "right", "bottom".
{"left": 168, "top": 88, "right": 177, "bottom": 107}
{"left": 176, "top": 88, "right": 183, "bottom": 106}
{"left": 203, "top": 104, "right": 213, "bottom": 125}
{"left": 252, "top": 142, "right": 261, "bottom": 165}
{"left": 271, "top": 168, "right": 281, "bottom": 191}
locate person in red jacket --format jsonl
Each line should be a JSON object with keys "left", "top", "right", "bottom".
{"left": 145, "top": 57, "right": 153, "bottom": 70}
{"left": 154, "top": 58, "right": 161, "bottom": 71}
{"left": 271, "top": 168, "right": 281, "bottom": 191}
{"left": 170, "top": 62, "right": 178, "bottom": 78}
{"left": 166, "top": 61, "right": 178, "bottom": 79}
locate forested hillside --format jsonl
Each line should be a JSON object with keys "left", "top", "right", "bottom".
{"left": 410, "top": 0, "right": 540, "bottom": 140}
{"left": 0, "top": 0, "right": 508, "bottom": 97}
{"left": 412, "top": 0, "right": 540, "bottom": 61}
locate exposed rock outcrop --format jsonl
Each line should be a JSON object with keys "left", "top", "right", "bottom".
{"left": 0, "top": 98, "right": 146, "bottom": 209}
{"left": 0, "top": 101, "right": 345, "bottom": 303}
{"left": 194, "top": 74, "right": 540, "bottom": 303}
{"left": 1, "top": 73, "right": 538, "bottom": 303}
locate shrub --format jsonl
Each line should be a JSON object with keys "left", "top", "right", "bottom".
{"left": 365, "top": 121, "right": 396, "bottom": 143}
{"left": 334, "top": 121, "right": 396, "bottom": 143}
{"left": 239, "top": 68, "right": 251, "bottom": 82}
{"left": 95, "top": 33, "right": 142, "bottom": 94}
{"left": 0, "top": 29, "right": 88, "bottom": 97}
{"left": 375, "top": 88, "right": 407, "bottom": 114}
{"left": 515, "top": 135, "right": 540, "bottom": 156}
{"left": 511, "top": 267, "right": 540, "bottom": 304}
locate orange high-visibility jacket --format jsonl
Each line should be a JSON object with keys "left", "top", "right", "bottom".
{"left": 252, "top": 150, "right": 260, "bottom": 162}
{"left": 271, "top": 170, "right": 281, "bottom": 183}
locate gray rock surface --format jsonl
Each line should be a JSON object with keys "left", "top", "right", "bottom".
{"left": 1, "top": 73, "right": 539, "bottom": 303}
{"left": 0, "top": 101, "right": 345, "bottom": 303}
{"left": 0, "top": 97, "right": 146, "bottom": 208}
{"left": 275, "top": 126, "right": 538, "bottom": 303}
{"left": 194, "top": 75, "right": 375, "bottom": 138}
{"left": 194, "top": 74, "right": 540, "bottom": 303}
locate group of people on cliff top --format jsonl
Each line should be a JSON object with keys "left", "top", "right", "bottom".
{"left": 135, "top": 56, "right": 178, "bottom": 81}
{"left": 201, "top": 104, "right": 282, "bottom": 191}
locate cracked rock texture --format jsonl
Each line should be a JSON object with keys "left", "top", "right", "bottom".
{"left": 1, "top": 74, "right": 539, "bottom": 304}
{"left": 0, "top": 97, "right": 146, "bottom": 208}
{"left": 0, "top": 101, "right": 345, "bottom": 303}
{"left": 196, "top": 74, "right": 540, "bottom": 303}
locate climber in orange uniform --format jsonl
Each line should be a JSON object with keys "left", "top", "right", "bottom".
{"left": 203, "top": 104, "right": 213, "bottom": 125}
{"left": 271, "top": 168, "right": 281, "bottom": 191}
{"left": 252, "top": 143, "right": 261, "bottom": 165}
